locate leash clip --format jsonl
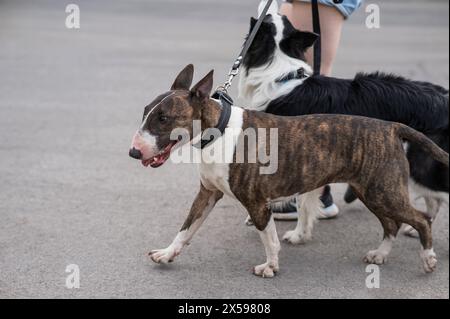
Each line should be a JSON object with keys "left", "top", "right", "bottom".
{"left": 214, "top": 0, "right": 274, "bottom": 93}
{"left": 216, "top": 58, "right": 242, "bottom": 94}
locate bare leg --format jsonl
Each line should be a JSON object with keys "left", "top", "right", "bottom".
{"left": 424, "top": 197, "right": 443, "bottom": 222}
{"left": 278, "top": 2, "right": 344, "bottom": 223}
{"left": 253, "top": 216, "right": 281, "bottom": 278}
{"left": 280, "top": 2, "right": 344, "bottom": 76}
{"left": 149, "top": 185, "right": 223, "bottom": 264}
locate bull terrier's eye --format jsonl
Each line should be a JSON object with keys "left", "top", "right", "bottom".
{"left": 159, "top": 115, "right": 169, "bottom": 123}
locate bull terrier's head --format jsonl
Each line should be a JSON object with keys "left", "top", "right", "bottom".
{"left": 129, "top": 64, "right": 216, "bottom": 168}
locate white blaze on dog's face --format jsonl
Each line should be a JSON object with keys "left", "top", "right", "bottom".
{"left": 129, "top": 64, "right": 215, "bottom": 168}
{"left": 130, "top": 64, "right": 195, "bottom": 168}
{"left": 130, "top": 92, "right": 181, "bottom": 168}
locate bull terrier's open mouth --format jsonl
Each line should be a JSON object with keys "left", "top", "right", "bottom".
{"left": 142, "top": 141, "right": 178, "bottom": 168}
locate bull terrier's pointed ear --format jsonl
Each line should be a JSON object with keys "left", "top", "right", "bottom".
{"left": 190, "top": 70, "right": 214, "bottom": 102}
{"left": 171, "top": 64, "right": 194, "bottom": 90}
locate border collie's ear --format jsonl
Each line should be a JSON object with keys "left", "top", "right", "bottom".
{"left": 191, "top": 70, "right": 214, "bottom": 102}
{"left": 171, "top": 64, "right": 194, "bottom": 90}
{"left": 250, "top": 17, "right": 258, "bottom": 31}
{"left": 280, "top": 30, "right": 319, "bottom": 59}
{"left": 298, "top": 31, "right": 319, "bottom": 50}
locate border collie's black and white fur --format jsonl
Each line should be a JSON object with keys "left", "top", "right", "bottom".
{"left": 239, "top": 1, "right": 449, "bottom": 238}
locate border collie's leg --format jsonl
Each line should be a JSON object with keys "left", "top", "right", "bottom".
{"left": 149, "top": 185, "right": 223, "bottom": 264}
{"left": 425, "top": 197, "right": 444, "bottom": 221}
{"left": 282, "top": 189, "right": 322, "bottom": 245}
{"left": 403, "top": 197, "right": 443, "bottom": 237}
{"left": 254, "top": 216, "right": 281, "bottom": 278}
{"left": 403, "top": 225, "right": 419, "bottom": 238}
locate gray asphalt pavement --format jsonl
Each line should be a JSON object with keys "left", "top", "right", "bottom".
{"left": 0, "top": 0, "right": 448, "bottom": 299}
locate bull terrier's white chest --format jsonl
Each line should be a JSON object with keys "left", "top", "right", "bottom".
{"left": 197, "top": 106, "right": 244, "bottom": 198}
{"left": 199, "top": 163, "right": 235, "bottom": 198}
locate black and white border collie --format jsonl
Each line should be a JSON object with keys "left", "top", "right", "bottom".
{"left": 239, "top": 1, "right": 449, "bottom": 237}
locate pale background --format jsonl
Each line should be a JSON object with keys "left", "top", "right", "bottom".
{"left": 0, "top": 0, "right": 448, "bottom": 298}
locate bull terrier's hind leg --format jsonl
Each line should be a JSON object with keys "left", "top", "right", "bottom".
{"left": 361, "top": 179, "right": 436, "bottom": 273}
{"left": 364, "top": 216, "right": 401, "bottom": 265}
{"left": 400, "top": 208, "right": 437, "bottom": 273}
{"left": 149, "top": 184, "right": 223, "bottom": 264}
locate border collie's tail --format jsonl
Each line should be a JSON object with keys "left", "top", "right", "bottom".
{"left": 397, "top": 125, "right": 449, "bottom": 167}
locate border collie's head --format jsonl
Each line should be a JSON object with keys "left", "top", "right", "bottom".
{"left": 242, "top": 1, "right": 319, "bottom": 71}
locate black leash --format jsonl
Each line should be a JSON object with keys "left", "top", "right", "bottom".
{"left": 311, "top": 0, "right": 321, "bottom": 76}
{"left": 197, "top": 0, "right": 275, "bottom": 149}
{"left": 212, "top": 0, "right": 274, "bottom": 104}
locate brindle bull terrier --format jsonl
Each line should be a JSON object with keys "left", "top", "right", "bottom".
{"left": 129, "top": 65, "right": 449, "bottom": 277}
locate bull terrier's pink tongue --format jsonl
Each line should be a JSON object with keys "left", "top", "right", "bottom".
{"left": 154, "top": 155, "right": 165, "bottom": 165}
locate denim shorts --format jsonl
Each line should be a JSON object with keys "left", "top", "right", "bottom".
{"left": 284, "top": 0, "right": 364, "bottom": 18}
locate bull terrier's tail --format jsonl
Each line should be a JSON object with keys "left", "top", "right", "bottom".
{"left": 397, "top": 125, "right": 449, "bottom": 167}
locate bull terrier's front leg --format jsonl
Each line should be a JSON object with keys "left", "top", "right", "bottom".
{"left": 149, "top": 185, "right": 223, "bottom": 264}
{"left": 253, "top": 216, "right": 281, "bottom": 278}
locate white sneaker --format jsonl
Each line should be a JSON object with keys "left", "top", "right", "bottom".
{"left": 317, "top": 203, "right": 339, "bottom": 219}
{"left": 271, "top": 203, "right": 339, "bottom": 221}
{"left": 245, "top": 193, "right": 340, "bottom": 226}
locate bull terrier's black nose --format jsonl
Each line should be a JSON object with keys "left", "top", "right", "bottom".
{"left": 129, "top": 148, "right": 143, "bottom": 160}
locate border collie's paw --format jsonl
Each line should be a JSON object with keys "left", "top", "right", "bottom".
{"left": 149, "top": 247, "right": 179, "bottom": 264}
{"left": 364, "top": 250, "right": 388, "bottom": 265}
{"left": 403, "top": 225, "right": 419, "bottom": 238}
{"left": 420, "top": 249, "right": 437, "bottom": 273}
{"left": 282, "top": 230, "right": 309, "bottom": 245}
{"left": 253, "top": 262, "right": 279, "bottom": 278}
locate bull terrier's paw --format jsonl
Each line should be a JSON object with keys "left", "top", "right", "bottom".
{"left": 282, "top": 230, "right": 309, "bottom": 245}
{"left": 363, "top": 250, "right": 388, "bottom": 265}
{"left": 420, "top": 249, "right": 437, "bottom": 273}
{"left": 403, "top": 225, "right": 419, "bottom": 238}
{"left": 253, "top": 262, "right": 279, "bottom": 278}
{"left": 244, "top": 216, "right": 254, "bottom": 227}
{"left": 149, "top": 247, "right": 179, "bottom": 264}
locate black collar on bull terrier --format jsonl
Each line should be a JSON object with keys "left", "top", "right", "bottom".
{"left": 194, "top": 91, "right": 233, "bottom": 150}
